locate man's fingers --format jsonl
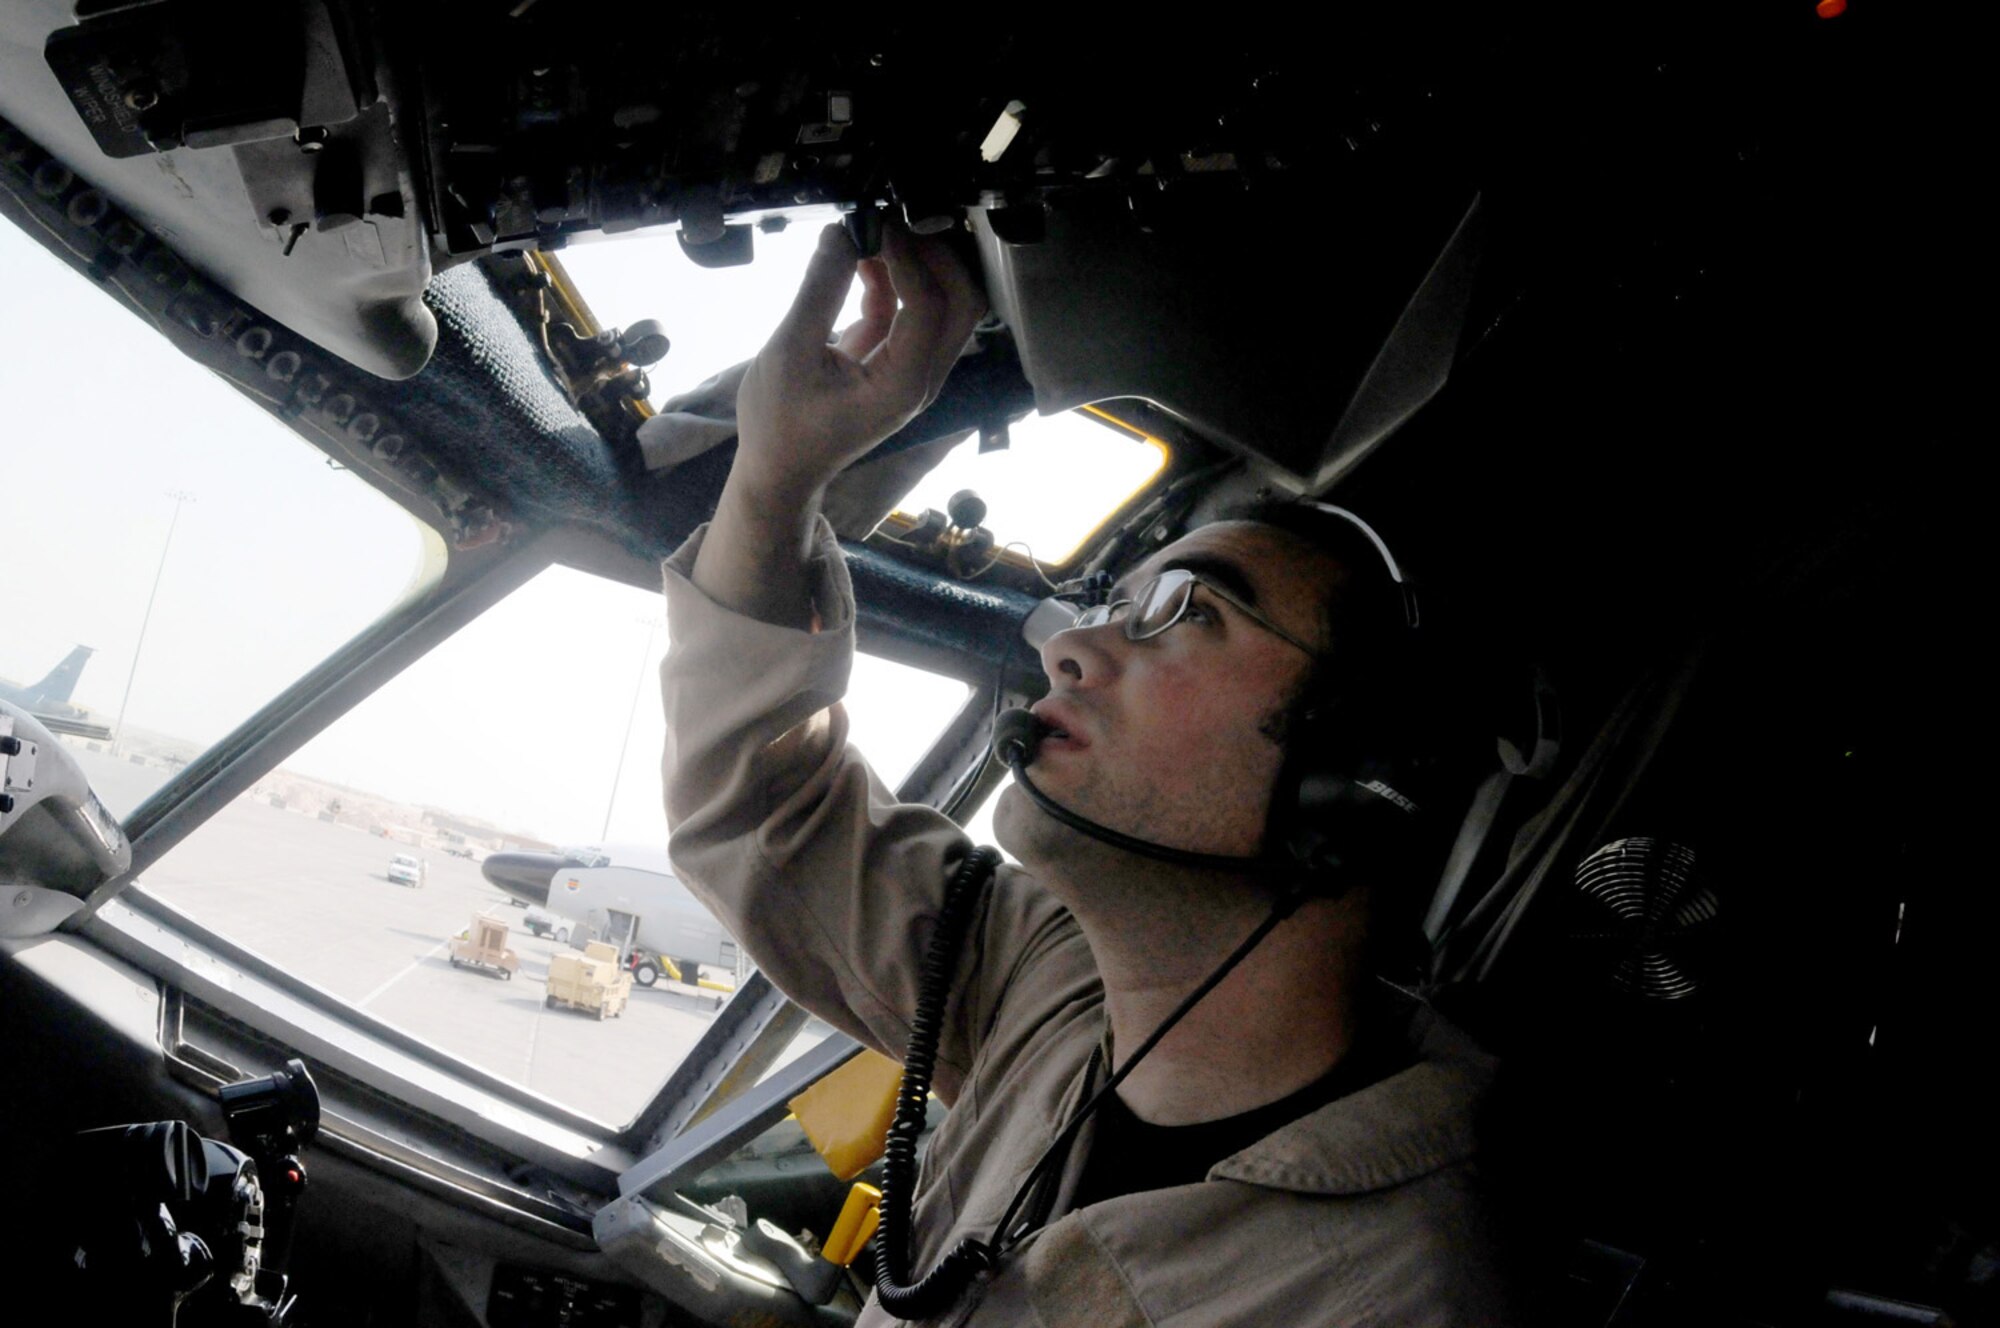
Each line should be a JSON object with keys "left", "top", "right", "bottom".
{"left": 916, "top": 233, "right": 985, "bottom": 324}
{"left": 773, "top": 224, "right": 860, "bottom": 354}
{"left": 858, "top": 256, "right": 897, "bottom": 323}
{"left": 834, "top": 258, "right": 895, "bottom": 361}
{"left": 912, "top": 235, "right": 988, "bottom": 397}
{"left": 834, "top": 317, "right": 889, "bottom": 362}
{"left": 870, "top": 228, "right": 950, "bottom": 403}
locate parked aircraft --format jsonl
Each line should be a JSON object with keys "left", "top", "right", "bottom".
{"left": 0, "top": 646, "right": 110, "bottom": 740}
{"left": 0, "top": 6, "right": 1983, "bottom": 1328}
{"left": 479, "top": 844, "right": 610, "bottom": 908}
{"left": 482, "top": 844, "right": 738, "bottom": 981}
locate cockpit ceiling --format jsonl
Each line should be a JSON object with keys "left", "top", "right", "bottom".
{"left": 0, "top": 3, "right": 1931, "bottom": 494}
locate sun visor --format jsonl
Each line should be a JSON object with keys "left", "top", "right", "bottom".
{"left": 973, "top": 191, "right": 1483, "bottom": 491}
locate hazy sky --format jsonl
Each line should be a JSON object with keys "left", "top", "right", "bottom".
{"left": 0, "top": 225, "right": 428, "bottom": 746}
{"left": 0, "top": 214, "right": 1159, "bottom": 844}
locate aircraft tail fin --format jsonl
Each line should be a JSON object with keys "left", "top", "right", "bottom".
{"left": 25, "top": 645, "right": 94, "bottom": 707}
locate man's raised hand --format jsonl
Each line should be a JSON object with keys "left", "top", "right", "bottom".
{"left": 733, "top": 223, "right": 987, "bottom": 504}
{"left": 691, "top": 221, "right": 984, "bottom": 626}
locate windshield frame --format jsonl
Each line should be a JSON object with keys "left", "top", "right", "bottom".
{"left": 73, "top": 531, "right": 640, "bottom": 1142}
{"left": 62, "top": 521, "right": 990, "bottom": 1187}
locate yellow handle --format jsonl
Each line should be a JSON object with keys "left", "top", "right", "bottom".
{"left": 821, "top": 1182, "right": 883, "bottom": 1267}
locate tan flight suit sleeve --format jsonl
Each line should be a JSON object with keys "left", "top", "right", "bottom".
{"left": 659, "top": 519, "right": 1076, "bottom": 1103}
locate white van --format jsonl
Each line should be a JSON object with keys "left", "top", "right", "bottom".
{"left": 520, "top": 905, "right": 569, "bottom": 943}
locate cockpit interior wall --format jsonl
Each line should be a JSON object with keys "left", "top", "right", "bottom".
{"left": 1461, "top": 502, "right": 1988, "bottom": 1316}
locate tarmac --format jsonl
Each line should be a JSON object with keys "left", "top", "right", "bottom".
{"left": 72, "top": 746, "right": 812, "bottom": 1129}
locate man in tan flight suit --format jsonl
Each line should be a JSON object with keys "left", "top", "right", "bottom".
{"left": 660, "top": 223, "right": 1518, "bottom": 1325}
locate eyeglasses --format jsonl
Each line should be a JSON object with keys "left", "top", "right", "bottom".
{"left": 1072, "top": 568, "right": 1321, "bottom": 658}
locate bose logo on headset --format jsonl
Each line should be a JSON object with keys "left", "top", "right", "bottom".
{"left": 1360, "top": 779, "right": 1419, "bottom": 816}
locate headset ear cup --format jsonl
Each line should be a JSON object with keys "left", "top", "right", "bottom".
{"left": 1270, "top": 702, "right": 1349, "bottom": 880}
{"left": 1270, "top": 698, "right": 1425, "bottom": 890}
{"left": 1244, "top": 499, "right": 1428, "bottom": 892}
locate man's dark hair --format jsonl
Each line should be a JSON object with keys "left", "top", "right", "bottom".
{"left": 1218, "top": 497, "right": 1413, "bottom": 711}
{"left": 1220, "top": 497, "right": 1460, "bottom": 981}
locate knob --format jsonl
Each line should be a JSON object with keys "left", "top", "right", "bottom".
{"left": 619, "top": 319, "right": 670, "bottom": 366}
{"left": 946, "top": 489, "right": 987, "bottom": 530}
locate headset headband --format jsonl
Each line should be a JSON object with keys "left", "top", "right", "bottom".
{"left": 1297, "top": 501, "right": 1420, "bottom": 632}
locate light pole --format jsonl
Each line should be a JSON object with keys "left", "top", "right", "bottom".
{"left": 111, "top": 489, "right": 196, "bottom": 756}
{"left": 600, "top": 615, "right": 663, "bottom": 842}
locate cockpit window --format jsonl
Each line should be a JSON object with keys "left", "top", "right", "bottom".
{"left": 555, "top": 225, "right": 1168, "bottom": 567}
{"left": 555, "top": 213, "right": 857, "bottom": 408}
{"left": 960, "top": 774, "right": 1015, "bottom": 860}
{"left": 132, "top": 561, "right": 968, "bottom": 1128}
{"left": 887, "top": 407, "right": 1166, "bottom": 565}
{"left": 0, "top": 223, "right": 437, "bottom": 821}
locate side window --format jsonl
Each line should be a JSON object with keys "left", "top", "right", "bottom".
{"left": 133, "top": 562, "right": 969, "bottom": 1127}
{"left": 0, "top": 223, "right": 435, "bottom": 820}
{"left": 960, "top": 775, "right": 1017, "bottom": 861}
{"left": 888, "top": 408, "right": 1165, "bottom": 565}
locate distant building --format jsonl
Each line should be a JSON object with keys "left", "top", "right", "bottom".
{"left": 425, "top": 809, "right": 553, "bottom": 856}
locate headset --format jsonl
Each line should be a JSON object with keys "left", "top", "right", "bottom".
{"left": 874, "top": 502, "right": 1427, "bottom": 1321}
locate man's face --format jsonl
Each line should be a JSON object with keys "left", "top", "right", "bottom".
{"left": 995, "top": 521, "right": 1339, "bottom": 862}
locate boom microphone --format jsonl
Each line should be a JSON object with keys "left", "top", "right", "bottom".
{"left": 990, "top": 707, "right": 1276, "bottom": 873}
{"left": 990, "top": 707, "right": 1047, "bottom": 769}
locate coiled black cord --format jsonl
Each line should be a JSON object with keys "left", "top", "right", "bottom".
{"left": 872, "top": 845, "right": 1003, "bottom": 1320}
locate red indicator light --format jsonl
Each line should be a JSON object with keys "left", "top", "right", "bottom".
{"left": 1816, "top": 0, "right": 1846, "bottom": 17}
